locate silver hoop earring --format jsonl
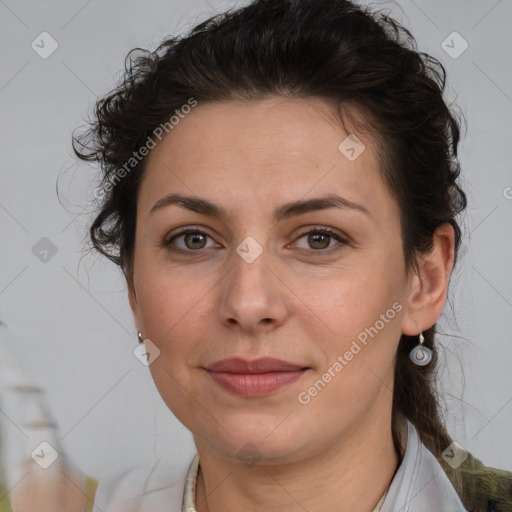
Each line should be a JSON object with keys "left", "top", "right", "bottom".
{"left": 409, "top": 332, "right": 432, "bottom": 366}
{"left": 138, "top": 331, "right": 144, "bottom": 344}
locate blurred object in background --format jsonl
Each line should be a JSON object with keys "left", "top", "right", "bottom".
{"left": 0, "top": 325, "right": 96, "bottom": 511}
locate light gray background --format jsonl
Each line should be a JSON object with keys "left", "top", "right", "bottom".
{"left": 1, "top": 0, "right": 511, "bottom": 486}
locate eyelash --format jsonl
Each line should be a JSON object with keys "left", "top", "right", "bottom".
{"left": 163, "top": 226, "right": 348, "bottom": 256}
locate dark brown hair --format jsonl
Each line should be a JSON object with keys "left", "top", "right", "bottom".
{"left": 73, "top": 0, "right": 467, "bottom": 463}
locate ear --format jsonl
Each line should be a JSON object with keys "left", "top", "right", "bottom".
{"left": 126, "top": 269, "right": 142, "bottom": 334}
{"left": 401, "top": 222, "right": 456, "bottom": 336}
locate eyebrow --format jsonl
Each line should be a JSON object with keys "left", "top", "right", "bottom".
{"left": 149, "top": 192, "right": 371, "bottom": 220}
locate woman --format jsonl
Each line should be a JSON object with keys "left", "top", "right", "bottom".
{"left": 70, "top": 0, "right": 512, "bottom": 511}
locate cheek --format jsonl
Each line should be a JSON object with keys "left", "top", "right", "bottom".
{"left": 302, "top": 270, "right": 392, "bottom": 332}
{"left": 136, "top": 261, "right": 212, "bottom": 336}
{"left": 300, "top": 268, "right": 403, "bottom": 377}
{"left": 136, "top": 272, "right": 219, "bottom": 410}
{"left": 296, "top": 282, "right": 401, "bottom": 421}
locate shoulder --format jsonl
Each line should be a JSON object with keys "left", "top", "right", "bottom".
{"left": 436, "top": 451, "right": 512, "bottom": 512}
{"left": 94, "top": 455, "right": 193, "bottom": 512}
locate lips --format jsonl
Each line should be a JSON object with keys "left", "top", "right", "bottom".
{"left": 204, "top": 357, "right": 309, "bottom": 397}
{"left": 205, "top": 357, "right": 307, "bottom": 373}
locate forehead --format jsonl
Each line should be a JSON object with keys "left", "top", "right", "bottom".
{"left": 138, "top": 97, "right": 392, "bottom": 220}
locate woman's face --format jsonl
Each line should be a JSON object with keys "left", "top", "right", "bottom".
{"left": 129, "top": 97, "right": 420, "bottom": 463}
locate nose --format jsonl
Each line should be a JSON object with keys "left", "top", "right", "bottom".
{"left": 217, "top": 246, "right": 289, "bottom": 335}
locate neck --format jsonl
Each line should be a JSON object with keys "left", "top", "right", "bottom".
{"left": 193, "top": 410, "right": 404, "bottom": 512}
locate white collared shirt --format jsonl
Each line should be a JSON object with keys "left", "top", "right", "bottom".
{"left": 380, "top": 419, "right": 468, "bottom": 511}
{"left": 95, "top": 419, "right": 468, "bottom": 512}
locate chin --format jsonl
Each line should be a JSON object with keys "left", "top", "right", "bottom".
{"left": 206, "top": 417, "right": 313, "bottom": 463}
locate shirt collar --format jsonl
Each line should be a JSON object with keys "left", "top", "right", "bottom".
{"left": 380, "top": 418, "right": 468, "bottom": 511}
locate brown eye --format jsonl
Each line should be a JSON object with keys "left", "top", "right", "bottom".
{"left": 294, "top": 228, "right": 347, "bottom": 252}
{"left": 307, "top": 232, "right": 331, "bottom": 250}
{"left": 182, "top": 232, "right": 208, "bottom": 250}
{"left": 164, "top": 228, "right": 218, "bottom": 254}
